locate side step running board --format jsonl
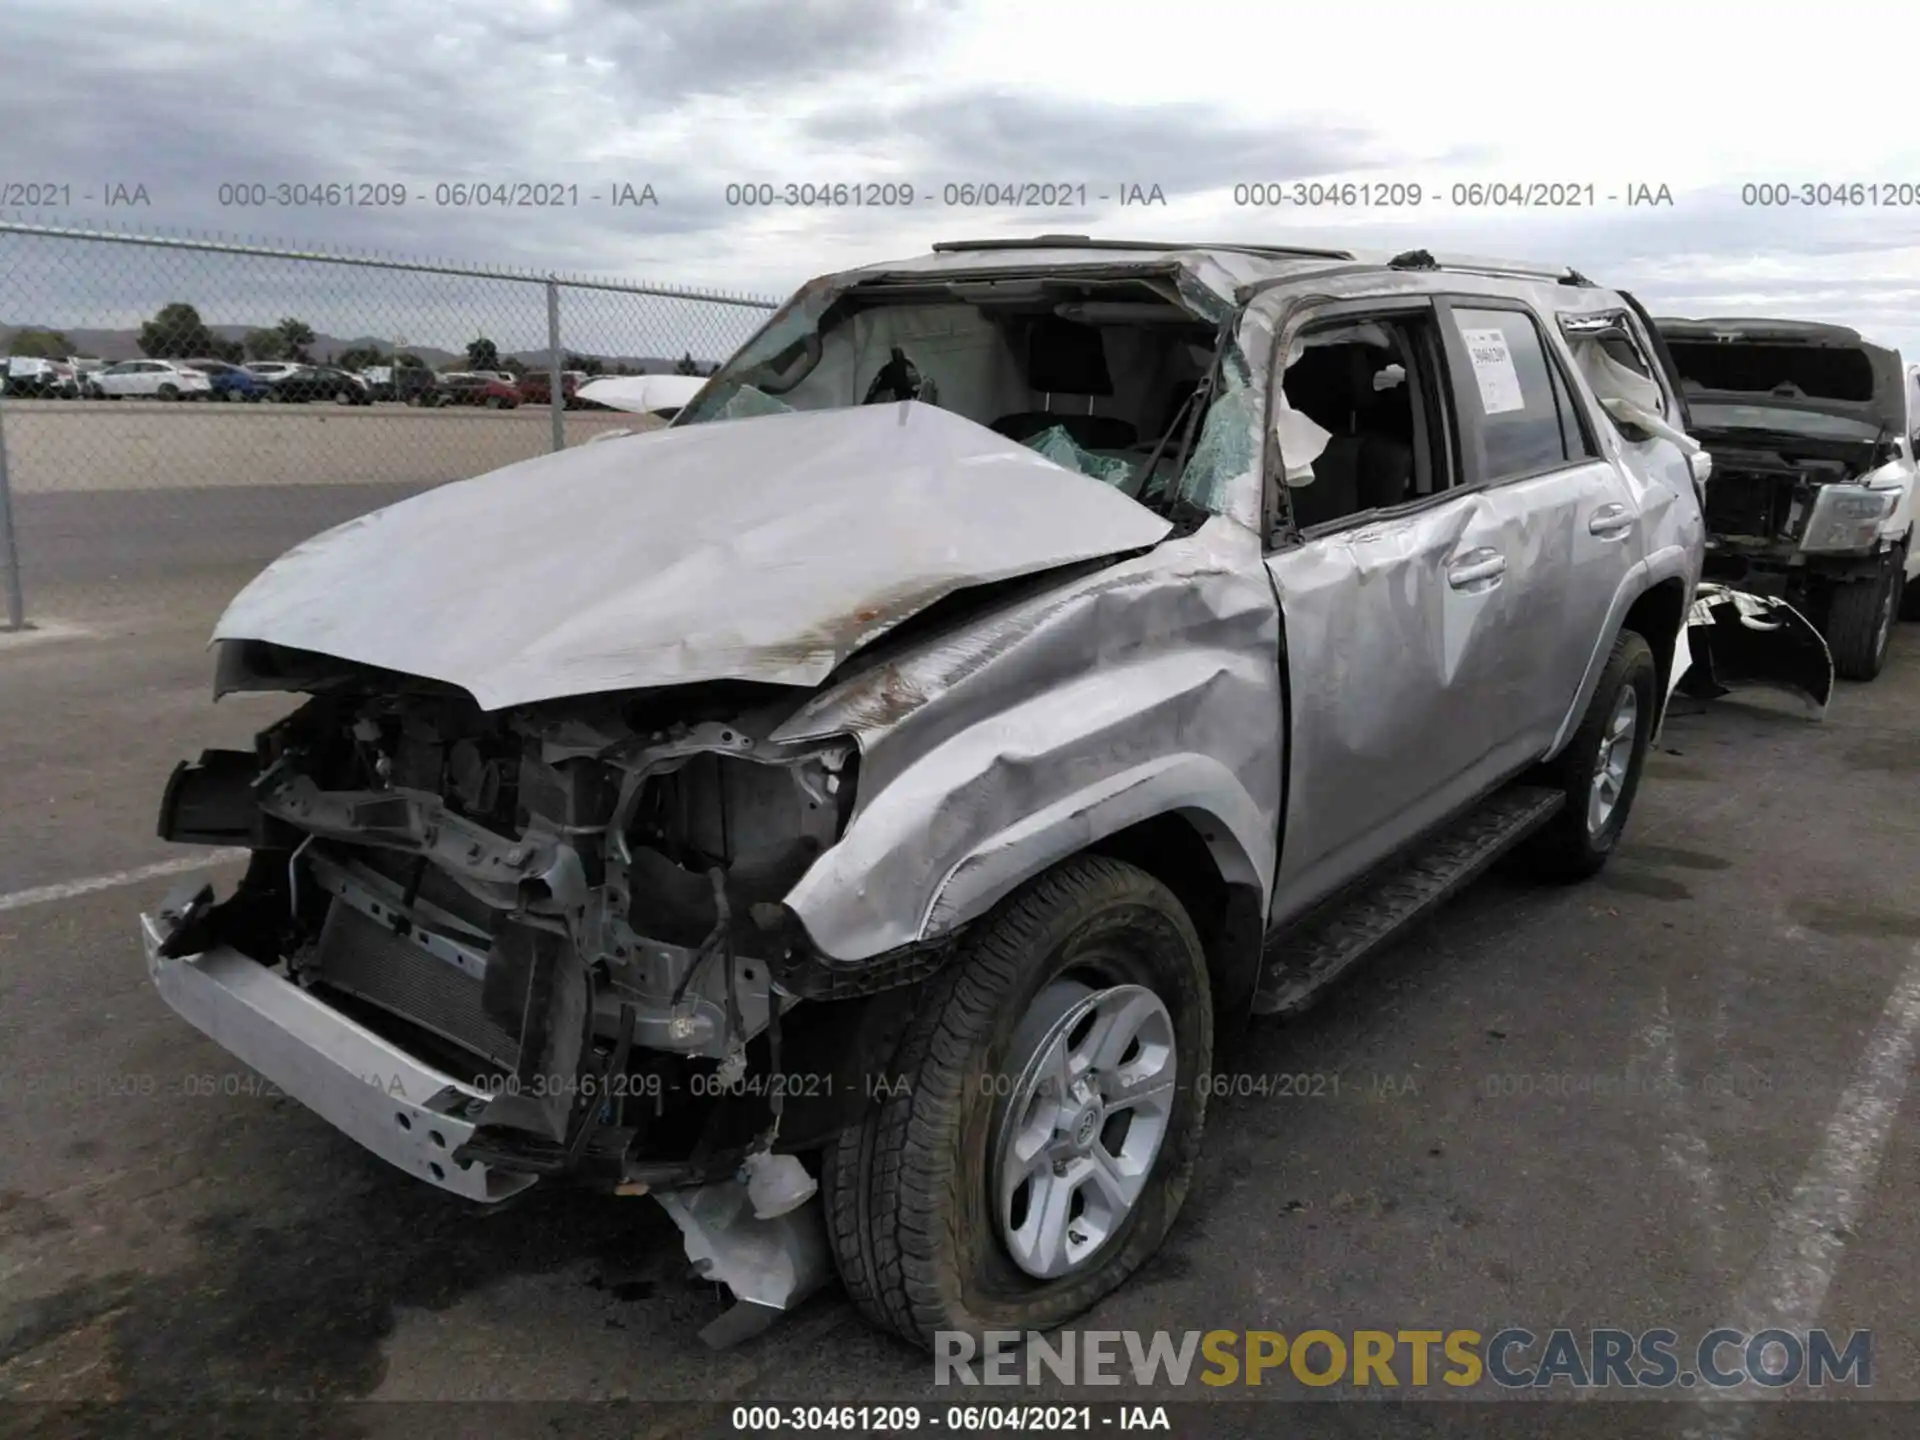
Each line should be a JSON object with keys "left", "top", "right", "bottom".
{"left": 1253, "top": 785, "right": 1565, "bottom": 1016}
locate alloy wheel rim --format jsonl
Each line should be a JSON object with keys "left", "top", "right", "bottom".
{"left": 991, "top": 980, "right": 1177, "bottom": 1281}
{"left": 1588, "top": 683, "right": 1639, "bottom": 837}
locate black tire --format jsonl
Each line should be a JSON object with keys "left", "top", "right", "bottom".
{"left": 1826, "top": 561, "right": 1898, "bottom": 681}
{"left": 1521, "top": 630, "right": 1657, "bottom": 883}
{"left": 822, "top": 855, "right": 1213, "bottom": 1350}
{"left": 157, "top": 383, "right": 179, "bottom": 401}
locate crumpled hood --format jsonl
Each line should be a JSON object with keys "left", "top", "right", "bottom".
{"left": 213, "top": 401, "right": 1173, "bottom": 710}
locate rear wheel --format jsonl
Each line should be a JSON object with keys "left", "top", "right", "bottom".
{"left": 1827, "top": 559, "right": 1899, "bottom": 681}
{"left": 157, "top": 383, "right": 179, "bottom": 401}
{"left": 1521, "top": 630, "right": 1656, "bottom": 882}
{"left": 485, "top": 395, "right": 504, "bottom": 409}
{"left": 822, "top": 855, "right": 1212, "bottom": 1349}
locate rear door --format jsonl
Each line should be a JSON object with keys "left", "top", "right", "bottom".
{"left": 1435, "top": 297, "right": 1644, "bottom": 760}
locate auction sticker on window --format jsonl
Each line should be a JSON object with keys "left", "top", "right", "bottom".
{"left": 1460, "top": 327, "right": 1525, "bottom": 414}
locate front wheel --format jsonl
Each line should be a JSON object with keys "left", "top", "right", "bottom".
{"left": 1827, "top": 560, "right": 1900, "bottom": 680}
{"left": 1520, "top": 629, "right": 1657, "bottom": 882}
{"left": 822, "top": 855, "right": 1213, "bottom": 1349}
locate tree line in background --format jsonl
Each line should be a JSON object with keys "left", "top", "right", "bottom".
{"left": 6, "top": 305, "right": 723, "bottom": 376}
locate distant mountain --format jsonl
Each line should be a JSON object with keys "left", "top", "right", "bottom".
{"left": 0, "top": 321, "right": 705, "bottom": 373}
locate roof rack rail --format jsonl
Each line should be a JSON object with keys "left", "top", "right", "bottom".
{"left": 931, "top": 235, "right": 1357, "bottom": 261}
{"left": 1387, "top": 248, "right": 1593, "bottom": 287}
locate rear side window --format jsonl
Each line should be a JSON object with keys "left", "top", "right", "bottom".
{"left": 1447, "top": 306, "right": 1593, "bottom": 481}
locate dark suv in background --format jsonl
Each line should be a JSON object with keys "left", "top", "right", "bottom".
{"left": 370, "top": 366, "right": 442, "bottom": 405}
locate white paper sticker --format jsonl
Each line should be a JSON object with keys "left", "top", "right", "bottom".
{"left": 1460, "top": 327, "right": 1525, "bottom": 415}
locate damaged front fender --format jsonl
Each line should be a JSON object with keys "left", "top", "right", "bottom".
{"left": 775, "top": 521, "right": 1283, "bottom": 962}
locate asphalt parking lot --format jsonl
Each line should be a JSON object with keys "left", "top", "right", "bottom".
{"left": 2, "top": 476, "right": 1919, "bottom": 1437}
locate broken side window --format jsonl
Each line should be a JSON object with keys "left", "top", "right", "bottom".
{"left": 1562, "top": 312, "right": 1667, "bottom": 416}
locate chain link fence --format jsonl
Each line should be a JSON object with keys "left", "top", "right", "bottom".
{"left": 0, "top": 220, "right": 781, "bottom": 628}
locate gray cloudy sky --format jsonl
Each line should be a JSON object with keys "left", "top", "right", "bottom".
{"left": 7, "top": 0, "right": 1920, "bottom": 356}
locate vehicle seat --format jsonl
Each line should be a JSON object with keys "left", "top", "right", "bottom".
{"left": 1290, "top": 435, "right": 1363, "bottom": 527}
{"left": 1289, "top": 434, "right": 1413, "bottom": 527}
{"left": 992, "top": 315, "right": 1139, "bottom": 450}
{"left": 1356, "top": 434, "right": 1412, "bottom": 509}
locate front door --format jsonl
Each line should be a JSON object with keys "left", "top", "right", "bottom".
{"left": 1264, "top": 299, "right": 1539, "bottom": 925}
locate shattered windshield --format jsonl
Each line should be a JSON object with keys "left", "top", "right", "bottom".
{"left": 674, "top": 271, "right": 1248, "bottom": 518}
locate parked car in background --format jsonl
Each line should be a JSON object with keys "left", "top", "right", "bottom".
{"left": 244, "top": 362, "right": 305, "bottom": 385}
{"left": 269, "top": 365, "right": 373, "bottom": 405}
{"left": 517, "top": 369, "right": 590, "bottom": 408}
{"left": 3, "top": 355, "right": 80, "bottom": 398}
{"left": 185, "top": 358, "right": 273, "bottom": 402}
{"left": 89, "top": 359, "right": 214, "bottom": 400}
{"left": 436, "top": 372, "right": 521, "bottom": 408}
{"left": 1658, "top": 316, "right": 1919, "bottom": 680}
{"left": 359, "top": 365, "right": 442, "bottom": 405}
{"left": 145, "top": 236, "right": 1710, "bottom": 1352}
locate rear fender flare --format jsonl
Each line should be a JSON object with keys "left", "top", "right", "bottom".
{"left": 1547, "top": 545, "right": 1694, "bottom": 758}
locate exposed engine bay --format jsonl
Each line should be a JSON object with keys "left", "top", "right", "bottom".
{"left": 1698, "top": 435, "right": 1900, "bottom": 585}
{"left": 1701, "top": 444, "right": 1856, "bottom": 553}
{"left": 154, "top": 657, "right": 929, "bottom": 1193}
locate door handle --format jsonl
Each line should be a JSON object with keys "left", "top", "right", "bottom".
{"left": 1446, "top": 548, "right": 1506, "bottom": 589}
{"left": 1588, "top": 503, "right": 1634, "bottom": 538}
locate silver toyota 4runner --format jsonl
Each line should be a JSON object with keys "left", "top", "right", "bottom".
{"left": 144, "top": 237, "right": 1706, "bottom": 1350}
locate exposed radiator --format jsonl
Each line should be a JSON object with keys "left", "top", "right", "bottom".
{"left": 313, "top": 900, "right": 520, "bottom": 1071}
{"left": 1704, "top": 471, "right": 1795, "bottom": 540}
